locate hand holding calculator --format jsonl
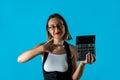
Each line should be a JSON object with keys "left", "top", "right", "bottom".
{"left": 76, "top": 35, "right": 96, "bottom": 61}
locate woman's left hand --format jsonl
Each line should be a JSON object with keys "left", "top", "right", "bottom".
{"left": 81, "top": 52, "right": 96, "bottom": 64}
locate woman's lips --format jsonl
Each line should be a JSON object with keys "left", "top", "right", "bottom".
{"left": 54, "top": 32, "right": 61, "bottom": 35}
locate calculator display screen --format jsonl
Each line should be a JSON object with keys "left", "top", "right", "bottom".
{"left": 76, "top": 35, "right": 95, "bottom": 61}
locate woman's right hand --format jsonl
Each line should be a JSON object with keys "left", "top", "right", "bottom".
{"left": 40, "top": 38, "right": 54, "bottom": 53}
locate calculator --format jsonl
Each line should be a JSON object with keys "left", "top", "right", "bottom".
{"left": 76, "top": 35, "right": 96, "bottom": 61}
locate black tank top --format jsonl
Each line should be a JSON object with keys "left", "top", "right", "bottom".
{"left": 42, "top": 41, "right": 73, "bottom": 80}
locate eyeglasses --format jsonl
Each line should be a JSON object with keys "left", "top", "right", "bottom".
{"left": 48, "top": 24, "right": 64, "bottom": 31}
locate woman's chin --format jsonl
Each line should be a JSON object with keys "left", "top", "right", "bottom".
{"left": 53, "top": 35, "right": 63, "bottom": 40}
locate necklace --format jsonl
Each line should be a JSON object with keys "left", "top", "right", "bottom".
{"left": 53, "top": 40, "right": 65, "bottom": 49}
{"left": 57, "top": 45, "right": 65, "bottom": 49}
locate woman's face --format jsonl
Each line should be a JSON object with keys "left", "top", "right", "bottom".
{"left": 48, "top": 18, "right": 65, "bottom": 40}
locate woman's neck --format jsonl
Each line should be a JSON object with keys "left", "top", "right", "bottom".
{"left": 53, "top": 38, "right": 64, "bottom": 45}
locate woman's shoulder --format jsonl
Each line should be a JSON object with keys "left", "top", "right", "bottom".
{"left": 68, "top": 43, "right": 76, "bottom": 49}
{"left": 68, "top": 43, "right": 76, "bottom": 53}
{"left": 67, "top": 43, "right": 76, "bottom": 59}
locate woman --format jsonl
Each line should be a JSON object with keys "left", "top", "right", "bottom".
{"left": 17, "top": 13, "right": 96, "bottom": 80}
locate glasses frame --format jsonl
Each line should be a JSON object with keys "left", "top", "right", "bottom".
{"left": 48, "top": 24, "right": 64, "bottom": 31}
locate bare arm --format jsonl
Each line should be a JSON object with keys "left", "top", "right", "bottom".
{"left": 70, "top": 45, "right": 96, "bottom": 80}
{"left": 72, "top": 61, "right": 86, "bottom": 80}
{"left": 70, "top": 45, "right": 85, "bottom": 80}
{"left": 17, "top": 45, "right": 44, "bottom": 63}
{"left": 17, "top": 38, "right": 54, "bottom": 63}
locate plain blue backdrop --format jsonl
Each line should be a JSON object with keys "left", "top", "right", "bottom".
{"left": 0, "top": 0, "right": 120, "bottom": 80}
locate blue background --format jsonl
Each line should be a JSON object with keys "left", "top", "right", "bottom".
{"left": 0, "top": 0, "right": 120, "bottom": 80}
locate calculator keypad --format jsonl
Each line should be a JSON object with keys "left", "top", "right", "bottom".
{"left": 77, "top": 43, "right": 95, "bottom": 60}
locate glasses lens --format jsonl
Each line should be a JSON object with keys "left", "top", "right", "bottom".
{"left": 48, "top": 24, "right": 64, "bottom": 30}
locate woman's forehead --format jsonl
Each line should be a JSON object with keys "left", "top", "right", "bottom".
{"left": 48, "top": 18, "right": 63, "bottom": 25}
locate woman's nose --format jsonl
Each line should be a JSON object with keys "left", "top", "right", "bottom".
{"left": 55, "top": 27, "right": 60, "bottom": 32}
{"left": 54, "top": 26, "right": 60, "bottom": 30}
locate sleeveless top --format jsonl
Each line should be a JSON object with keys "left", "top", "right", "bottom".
{"left": 44, "top": 53, "right": 68, "bottom": 72}
{"left": 42, "top": 41, "right": 73, "bottom": 80}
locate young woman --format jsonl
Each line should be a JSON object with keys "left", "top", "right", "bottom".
{"left": 17, "top": 13, "right": 96, "bottom": 80}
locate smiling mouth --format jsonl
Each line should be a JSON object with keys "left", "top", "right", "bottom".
{"left": 54, "top": 32, "right": 61, "bottom": 35}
